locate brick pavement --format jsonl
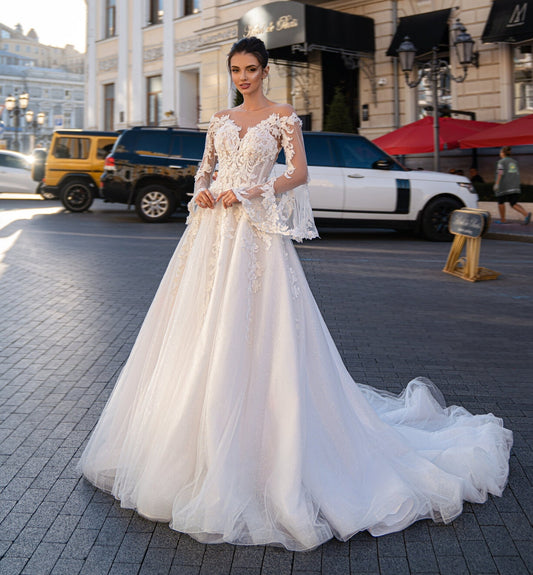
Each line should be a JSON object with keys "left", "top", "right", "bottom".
{"left": 0, "top": 198, "right": 532, "bottom": 575}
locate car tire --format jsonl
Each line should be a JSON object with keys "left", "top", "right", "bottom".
{"left": 135, "top": 185, "right": 176, "bottom": 222}
{"left": 421, "top": 197, "right": 462, "bottom": 242}
{"left": 60, "top": 179, "right": 94, "bottom": 212}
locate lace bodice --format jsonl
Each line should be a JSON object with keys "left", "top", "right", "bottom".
{"left": 191, "top": 110, "right": 318, "bottom": 242}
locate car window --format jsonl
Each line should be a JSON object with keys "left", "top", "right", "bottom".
{"left": 277, "top": 135, "right": 336, "bottom": 167}
{"left": 0, "top": 154, "right": 7, "bottom": 167}
{"left": 170, "top": 133, "right": 206, "bottom": 160}
{"left": 2, "top": 154, "right": 29, "bottom": 170}
{"left": 332, "top": 136, "right": 402, "bottom": 170}
{"left": 96, "top": 138, "right": 116, "bottom": 159}
{"left": 53, "top": 137, "right": 90, "bottom": 159}
{"left": 134, "top": 132, "right": 171, "bottom": 157}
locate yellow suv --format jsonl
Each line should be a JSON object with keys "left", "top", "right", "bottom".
{"left": 33, "top": 130, "right": 118, "bottom": 211}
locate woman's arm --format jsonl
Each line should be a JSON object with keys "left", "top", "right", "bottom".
{"left": 193, "top": 117, "right": 218, "bottom": 209}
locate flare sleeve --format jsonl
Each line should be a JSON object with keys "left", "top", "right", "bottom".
{"left": 189, "top": 117, "right": 218, "bottom": 213}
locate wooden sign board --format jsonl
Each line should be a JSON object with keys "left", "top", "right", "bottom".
{"left": 443, "top": 208, "right": 499, "bottom": 282}
{"left": 448, "top": 209, "right": 490, "bottom": 238}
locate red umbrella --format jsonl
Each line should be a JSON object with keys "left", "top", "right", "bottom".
{"left": 459, "top": 114, "right": 533, "bottom": 148}
{"left": 373, "top": 116, "right": 499, "bottom": 155}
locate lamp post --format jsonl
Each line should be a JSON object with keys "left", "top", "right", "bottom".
{"left": 25, "top": 110, "right": 46, "bottom": 151}
{"left": 4, "top": 91, "right": 30, "bottom": 152}
{"left": 397, "top": 19, "right": 475, "bottom": 172}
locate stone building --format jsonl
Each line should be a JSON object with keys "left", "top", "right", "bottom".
{"left": 0, "top": 23, "right": 85, "bottom": 151}
{"left": 85, "top": 0, "right": 532, "bottom": 173}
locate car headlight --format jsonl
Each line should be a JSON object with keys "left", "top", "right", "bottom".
{"left": 458, "top": 182, "right": 476, "bottom": 194}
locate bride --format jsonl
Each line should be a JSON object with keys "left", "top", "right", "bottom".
{"left": 79, "top": 36, "right": 512, "bottom": 552}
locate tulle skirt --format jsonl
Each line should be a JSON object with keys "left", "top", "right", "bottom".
{"left": 79, "top": 203, "right": 512, "bottom": 551}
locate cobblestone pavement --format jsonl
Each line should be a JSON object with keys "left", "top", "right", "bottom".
{"left": 0, "top": 197, "right": 532, "bottom": 575}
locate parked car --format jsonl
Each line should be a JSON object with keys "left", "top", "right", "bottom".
{"left": 33, "top": 130, "right": 118, "bottom": 211}
{"left": 101, "top": 126, "right": 478, "bottom": 240}
{"left": 0, "top": 150, "right": 39, "bottom": 195}
{"left": 101, "top": 127, "right": 206, "bottom": 222}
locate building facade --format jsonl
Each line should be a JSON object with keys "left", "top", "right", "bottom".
{"left": 86, "top": 0, "right": 532, "bottom": 167}
{"left": 0, "top": 23, "right": 85, "bottom": 152}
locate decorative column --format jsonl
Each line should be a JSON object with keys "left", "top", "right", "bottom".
{"left": 116, "top": 0, "right": 130, "bottom": 129}
{"left": 161, "top": 0, "right": 176, "bottom": 126}
{"left": 130, "top": 0, "right": 144, "bottom": 126}
{"left": 85, "top": 0, "right": 98, "bottom": 129}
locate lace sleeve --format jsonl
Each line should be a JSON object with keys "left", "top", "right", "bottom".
{"left": 234, "top": 112, "right": 319, "bottom": 243}
{"left": 189, "top": 116, "right": 218, "bottom": 213}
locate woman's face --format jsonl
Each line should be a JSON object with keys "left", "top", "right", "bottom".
{"left": 230, "top": 52, "right": 268, "bottom": 98}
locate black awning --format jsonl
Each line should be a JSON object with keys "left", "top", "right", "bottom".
{"left": 386, "top": 8, "right": 451, "bottom": 58}
{"left": 482, "top": 0, "right": 533, "bottom": 44}
{"left": 237, "top": 1, "right": 374, "bottom": 59}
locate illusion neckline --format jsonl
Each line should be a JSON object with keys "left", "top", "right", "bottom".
{"left": 218, "top": 111, "right": 297, "bottom": 142}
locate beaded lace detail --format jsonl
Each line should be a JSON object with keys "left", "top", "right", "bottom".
{"left": 190, "top": 112, "right": 318, "bottom": 243}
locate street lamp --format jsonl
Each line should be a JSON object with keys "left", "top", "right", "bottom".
{"left": 4, "top": 91, "right": 30, "bottom": 152}
{"left": 25, "top": 110, "right": 46, "bottom": 150}
{"left": 397, "top": 19, "right": 475, "bottom": 172}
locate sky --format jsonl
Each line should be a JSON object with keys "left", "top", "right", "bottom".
{"left": 2, "top": 0, "right": 87, "bottom": 53}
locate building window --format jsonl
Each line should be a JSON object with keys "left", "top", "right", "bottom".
{"left": 513, "top": 43, "right": 533, "bottom": 115}
{"left": 104, "top": 84, "right": 115, "bottom": 130}
{"left": 106, "top": 0, "right": 116, "bottom": 38}
{"left": 184, "top": 0, "right": 200, "bottom": 16}
{"left": 147, "top": 75, "right": 162, "bottom": 126}
{"left": 149, "top": 0, "right": 163, "bottom": 24}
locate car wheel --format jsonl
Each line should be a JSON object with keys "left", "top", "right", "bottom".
{"left": 135, "top": 185, "right": 176, "bottom": 222}
{"left": 421, "top": 197, "right": 462, "bottom": 242}
{"left": 60, "top": 180, "right": 94, "bottom": 212}
{"left": 38, "top": 182, "right": 57, "bottom": 200}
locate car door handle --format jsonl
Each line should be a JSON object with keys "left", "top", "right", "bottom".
{"left": 169, "top": 165, "right": 183, "bottom": 169}
{"left": 348, "top": 173, "right": 365, "bottom": 178}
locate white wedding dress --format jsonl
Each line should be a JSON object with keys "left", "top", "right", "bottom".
{"left": 79, "top": 110, "right": 512, "bottom": 551}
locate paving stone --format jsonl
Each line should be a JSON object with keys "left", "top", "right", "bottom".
{"left": 137, "top": 547, "right": 175, "bottom": 574}
{"left": 1, "top": 203, "right": 533, "bottom": 575}
{"left": 20, "top": 541, "right": 64, "bottom": 575}
{"left": 50, "top": 558, "right": 84, "bottom": 575}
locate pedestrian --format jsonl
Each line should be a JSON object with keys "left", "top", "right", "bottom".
{"left": 469, "top": 167, "right": 484, "bottom": 184}
{"left": 493, "top": 146, "right": 531, "bottom": 224}
{"left": 79, "top": 36, "right": 512, "bottom": 551}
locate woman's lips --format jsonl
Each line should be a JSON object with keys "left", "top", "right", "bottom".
{"left": 240, "top": 83, "right": 250, "bottom": 90}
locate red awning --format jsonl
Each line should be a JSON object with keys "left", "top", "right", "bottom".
{"left": 373, "top": 116, "right": 499, "bottom": 155}
{"left": 459, "top": 114, "right": 533, "bottom": 149}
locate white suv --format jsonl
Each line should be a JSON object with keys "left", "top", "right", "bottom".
{"left": 275, "top": 132, "right": 478, "bottom": 241}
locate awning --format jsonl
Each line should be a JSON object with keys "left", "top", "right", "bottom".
{"left": 373, "top": 116, "right": 499, "bottom": 155}
{"left": 460, "top": 114, "right": 533, "bottom": 148}
{"left": 238, "top": 1, "right": 374, "bottom": 61}
{"left": 482, "top": 0, "right": 533, "bottom": 44}
{"left": 386, "top": 9, "right": 451, "bottom": 58}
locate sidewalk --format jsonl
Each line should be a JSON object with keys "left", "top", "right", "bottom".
{"left": 479, "top": 201, "right": 533, "bottom": 243}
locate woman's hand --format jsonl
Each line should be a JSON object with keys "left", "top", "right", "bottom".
{"left": 217, "top": 190, "right": 240, "bottom": 209}
{"left": 195, "top": 189, "right": 215, "bottom": 209}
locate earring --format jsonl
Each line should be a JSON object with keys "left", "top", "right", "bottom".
{"left": 264, "top": 75, "right": 270, "bottom": 94}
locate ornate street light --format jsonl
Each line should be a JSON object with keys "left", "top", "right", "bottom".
{"left": 4, "top": 91, "right": 30, "bottom": 152}
{"left": 397, "top": 19, "right": 475, "bottom": 172}
{"left": 25, "top": 110, "right": 46, "bottom": 150}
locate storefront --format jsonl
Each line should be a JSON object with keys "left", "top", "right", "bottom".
{"left": 238, "top": 1, "right": 374, "bottom": 132}
{"left": 482, "top": 0, "right": 533, "bottom": 116}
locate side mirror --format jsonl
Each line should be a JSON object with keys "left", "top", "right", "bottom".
{"left": 372, "top": 158, "right": 393, "bottom": 170}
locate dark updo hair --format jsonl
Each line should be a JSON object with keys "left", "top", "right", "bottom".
{"left": 227, "top": 37, "right": 269, "bottom": 71}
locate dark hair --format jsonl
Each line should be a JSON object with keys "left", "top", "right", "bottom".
{"left": 227, "top": 37, "right": 269, "bottom": 71}
{"left": 501, "top": 146, "right": 512, "bottom": 156}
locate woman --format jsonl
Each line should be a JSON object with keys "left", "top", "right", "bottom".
{"left": 79, "top": 37, "right": 512, "bottom": 551}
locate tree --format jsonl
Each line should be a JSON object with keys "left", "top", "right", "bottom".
{"left": 324, "top": 85, "right": 353, "bottom": 133}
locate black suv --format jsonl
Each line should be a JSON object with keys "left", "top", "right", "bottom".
{"left": 101, "top": 127, "right": 206, "bottom": 222}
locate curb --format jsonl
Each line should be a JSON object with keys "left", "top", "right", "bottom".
{"left": 485, "top": 230, "right": 533, "bottom": 243}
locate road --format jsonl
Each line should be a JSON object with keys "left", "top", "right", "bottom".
{"left": 0, "top": 196, "right": 532, "bottom": 575}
